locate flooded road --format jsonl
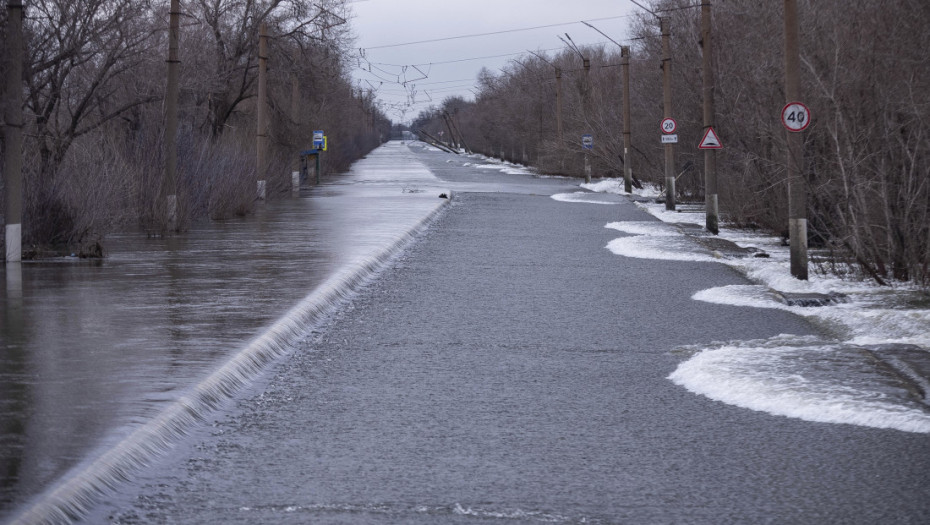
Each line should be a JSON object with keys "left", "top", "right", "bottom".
{"left": 79, "top": 152, "right": 929, "bottom": 524}
{"left": 8, "top": 141, "right": 927, "bottom": 524}
{"left": 1, "top": 142, "right": 450, "bottom": 520}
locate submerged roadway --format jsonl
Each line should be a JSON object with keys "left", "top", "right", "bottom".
{"left": 86, "top": 143, "right": 929, "bottom": 524}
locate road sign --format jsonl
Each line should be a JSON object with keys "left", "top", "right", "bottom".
{"left": 781, "top": 102, "right": 810, "bottom": 132}
{"left": 661, "top": 118, "right": 677, "bottom": 134}
{"left": 313, "top": 130, "right": 324, "bottom": 147}
{"left": 699, "top": 127, "right": 722, "bottom": 149}
{"left": 661, "top": 134, "right": 678, "bottom": 144}
{"left": 582, "top": 134, "right": 593, "bottom": 150}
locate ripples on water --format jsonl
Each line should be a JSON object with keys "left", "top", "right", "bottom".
{"left": 0, "top": 142, "right": 448, "bottom": 523}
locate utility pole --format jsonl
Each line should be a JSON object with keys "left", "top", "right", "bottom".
{"left": 784, "top": 0, "right": 808, "bottom": 279}
{"left": 702, "top": 2, "right": 719, "bottom": 234}
{"left": 581, "top": 21, "right": 632, "bottom": 193}
{"left": 448, "top": 110, "right": 471, "bottom": 154}
{"left": 555, "top": 67, "right": 564, "bottom": 168}
{"left": 661, "top": 17, "right": 676, "bottom": 211}
{"left": 290, "top": 58, "right": 301, "bottom": 180}
{"left": 582, "top": 57, "right": 592, "bottom": 183}
{"left": 621, "top": 46, "right": 633, "bottom": 194}
{"left": 442, "top": 112, "right": 457, "bottom": 150}
{"left": 4, "top": 0, "right": 24, "bottom": 262}
{"left": 561, "top": 33, "right": 592, "bottom": 183}
{"left": 163, "top": 0, "right": 180, "bottom": 231}
{"left": 256, "top": 23, "right": 269, "bottom": 200}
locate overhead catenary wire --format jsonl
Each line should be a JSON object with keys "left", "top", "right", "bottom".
{"left": 353, "top": 8, "right": 640, "bottom": 121}
{"left": 361, "top": 14, "right": 634, "bottom": 51}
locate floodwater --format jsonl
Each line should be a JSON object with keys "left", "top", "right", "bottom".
{"left": 0, "top": 142, "right": 449, "bottom": 521}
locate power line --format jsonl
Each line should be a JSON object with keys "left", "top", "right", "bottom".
{"left": 356, "top": 40, "right": 616, "bottom": 76}
{"left": 361, "top": 14, "right": 633, "bottom": 51}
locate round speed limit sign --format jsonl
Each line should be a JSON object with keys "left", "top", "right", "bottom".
{"left": 661, "top": 118, "right": 677, "bottom": 134}
{"left": 782, "top": 102, "right": 811, "bottom": 132}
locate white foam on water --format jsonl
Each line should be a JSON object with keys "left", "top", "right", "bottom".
{"left": 693, "top": 284, "right": 785, "bottom": 310}
{"left": 693, "top": 283, "right": 930, "bottom": 349}
{"left": 606, "top": 235, "right": 718, "bottom": 263}
{"left": 585, "top": 180, "right": 930, "bottom": 433}
{"left": 605, "top": 221, "right": 680, "bottom": 237}
{"left": 501, "top": 166, "right": 534, "bottom": 175}
{"left": 550, "top": 192, "right": 618, "bottom": 205}
{"left": 236, "top": 502, "right": 590, "bottom": 523}
{"left": 581, "top": 178, "right": 662, "bottom": 199}
{"left": 685, "top": 285, "right": 930, "bottom": 433}
{"left": 668, "top": 336, "right": 930, "bottom": 434}
{"left": 452, "top": 503, "right": 577, "bottom": 522}
{"left": 604, "top": 221, "right": 717, "bottom": 262}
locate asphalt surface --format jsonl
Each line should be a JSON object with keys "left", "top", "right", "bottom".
{"left": 89, "top": 146, "right": 930, "bottom": 524}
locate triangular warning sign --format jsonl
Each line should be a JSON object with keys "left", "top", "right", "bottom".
{"left": 699, "top": 127, "right": 722, "bottom": 149}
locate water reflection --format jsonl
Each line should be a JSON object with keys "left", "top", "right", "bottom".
{"left": 0, "top": 142, "right": 447, "bottom": 517}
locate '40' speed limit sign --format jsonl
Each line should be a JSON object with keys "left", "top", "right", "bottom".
{"left": 782, "top": 102, "right": 811, "bottom": 132}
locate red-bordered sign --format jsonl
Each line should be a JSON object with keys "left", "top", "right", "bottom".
{"left": 661, "top": 118, "right": 677, "bottom": 134}
{"left": 698, "top": 127, "right": 722, "bottom": 149}
{"left": 781, "top": 102, "right": 811, "bottom": 132}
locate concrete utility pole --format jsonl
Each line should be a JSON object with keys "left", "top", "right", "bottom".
{"left": 621, "top": 46, "right": 633, "bottom": 194}
{"left": 4, "top": 0, "right": 24, "bottom": 262}
{"left": 442, "top": 112, "right": 457, "bottom": 150}
{"left": 256, "top": 23, "right": 269, "bottom": 200}
{"left": 784, "top": 0, "right": 808, "bottom": 279}
{"left": 582, "top": 57, "right": 592, "bottom": 184}
{"left": 661, "top": 17, "right": 676, "bottom": 211}
{"left": 702, "top": 2, "right": 719, "bottom": 234}
{"left": 580, "top": 21, "right": 632, "bottom": 193}
{"left": 555, "top": 67, "right": 564, "bottom": 166}
{"left": 290, "top": 62, "right": 301, "bottom": 181}
{"left": 164, "top": 0, "right": 180, "bottom": 231}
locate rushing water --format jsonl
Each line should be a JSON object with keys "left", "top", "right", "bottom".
{"left": 0, "top": 142, "right": 449, "bottom": 523}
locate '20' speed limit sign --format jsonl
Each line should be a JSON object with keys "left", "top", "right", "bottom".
{"left": 782, "top": 102, "right": 811, "bottom": 132}
{"left": 661, "top": 118, "right": 677, "bottom": 134}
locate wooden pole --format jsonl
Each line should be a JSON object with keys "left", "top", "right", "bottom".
{"left": 784, "top": 0, "right": 808, "bottom": 279}
{"left": 621, "top": 46, "right": 633, "bottom": 194}
{"left": 661, "top": 17, "right": 676, "bottom": 211}
{"left": 702, "top": 2, "right": 719, "bottom": 234}
{"left": 256, "top": 23, "right": 269, "bottom": 200}
{"left": 164, "top": 0, "right": 180, "bottom": 231}
{"left": 3, "top": 0, "right": 24, "bottom": 261}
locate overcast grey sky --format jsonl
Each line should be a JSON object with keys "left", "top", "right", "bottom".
{"left": 348, "top": 0, "right": 642, "bottom": 124}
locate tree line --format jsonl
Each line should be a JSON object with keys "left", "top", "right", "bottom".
{"left": 1, "top": 0, "right": 389, "bottom": 257}
{"left": 413, "top": 0, "right": 930, "bottom": 288}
